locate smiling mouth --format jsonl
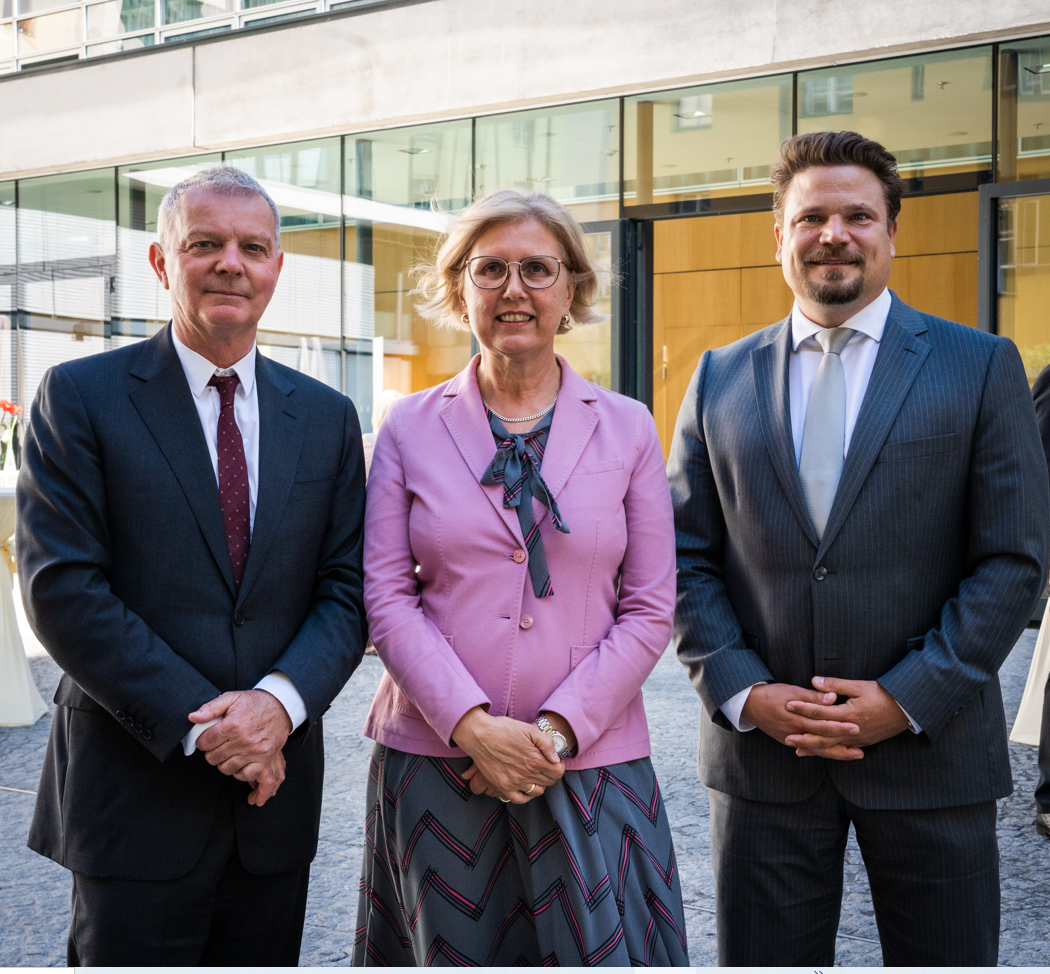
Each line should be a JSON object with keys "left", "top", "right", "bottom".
{"left": 803, "top": 249, "right": 865, "bottom": 268}
{"left": 497, "top": 313, "right": 534, "bottom": 322}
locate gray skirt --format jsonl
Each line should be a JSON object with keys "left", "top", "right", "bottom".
{"left": 353, "top": 743, "right": 689, "bottom": 966}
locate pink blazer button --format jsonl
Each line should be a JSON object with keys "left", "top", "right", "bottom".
{"left": 519, "top": 615, "right": 533, "bottom": 629}
{"left": 513, "top": 548, "right": 526, "bottom": 563}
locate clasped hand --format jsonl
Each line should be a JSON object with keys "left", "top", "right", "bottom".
{"left": 741, "top": 677, "right": 910, "bottom": 761}
{"left": 189, "top": 689, "right": 292, "bottom": 806}
{"left": 452, "top": 706, "right": 566, "bottom": 803}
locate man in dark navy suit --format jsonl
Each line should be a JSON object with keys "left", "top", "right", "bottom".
{"left": 670, "top": 132, "right": 1048, "bottom": 965}
{"left": 18, "top": 166, "right": 366, "bottom": 964}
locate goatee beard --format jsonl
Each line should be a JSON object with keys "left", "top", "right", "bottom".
{"left": 800, "top": 249, "right": 865, "bottom": 306}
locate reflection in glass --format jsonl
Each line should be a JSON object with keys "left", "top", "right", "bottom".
{"left": 162, "top": 0, "right": 233, "bottom": 25}
{"left": 997, "top": 195, "right": 1050, "bottom": 383}
{"left": 243, "top": 0, "right": 286, "bottom": 7}
{"left": 554, "top": 231, "right": 612, "bottom": 389}
{"left": 0, "top": 23, "right": 13, "bottom": 60}
{"left": 227, "top": 140, "right": 343, "bottom": 390}
{"left": 475, "top": 101, "right": 620, "bottom": 222}
{"left": 0, "top": 183, "right": 15, "bottom": 405}
{"left": 17, "top": 170, "right": 117, "bottom": 408}
{"left": 625, "top": 76, "right": 792, "bottom": 207}
{"left": 998, "top": 37, "right": 1050, "bottom": 182}
{"left": 2, "top": 0, "right": 10, "bottom": 18}
{"left": 87, "top": 33, "right": 153, "bottom": 54}
{"left": 798, "top": 48, "right": 993, "bottom": 179}
{"left": 16, "top": 7, "right": 83, "bottom": 54}
{"left": 116, "top": 154, "right": 220, "bottom": 333}
{"left": 17, "top": 0, "right": 71, "bottom": 13}
{"left": 87, "top": 0, "right": 154, "bottom": 38}
{"left": 344, "top": 120, "right": 471, "bottom": 213}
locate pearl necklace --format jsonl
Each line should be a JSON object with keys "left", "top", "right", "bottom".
{"left": 482, "top": 395, "right": 558, "bottom": 424}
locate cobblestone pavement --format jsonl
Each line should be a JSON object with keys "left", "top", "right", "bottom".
{"left": 2, "top": 630, "right": 1048, "bottom": 967}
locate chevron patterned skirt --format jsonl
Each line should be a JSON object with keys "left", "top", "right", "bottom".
{"left": 353, "top": 743, "right": 688, "bottom": 966}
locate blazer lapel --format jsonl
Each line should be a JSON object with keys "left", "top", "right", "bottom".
{"left": 817, "top": 296, "right": 931, "bottom": 556}
{"left": 439, "top": 355, "right": 524, "bottom": 544}
{"left": 128, "top": 324, "right": 237, "bottom": 597}
{"left": 236, "top": 355, "right": 306, "bottom": 605}
{"left": 752, "top": 317, "right": 821, "bottom": 549}
{"left": 538, "top": 357, "right": 599, "bottom": 501}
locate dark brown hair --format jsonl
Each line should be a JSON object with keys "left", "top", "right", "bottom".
{"left": 770, "top": 130, "right": 905, "bottom": 228}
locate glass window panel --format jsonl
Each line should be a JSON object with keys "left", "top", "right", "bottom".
{"left": 997, "top": 195, "right": 1050, "bottom": 383}
{"left": 2, "top": 0, "right": 10, "bottom": 17}
{"left": 345, "top": 119, "right": 472, "bottom": 213}
{"left": 0, "top": 23, "right": 13, "bottom": 59}
{"left": 162, "top": 22, "right": 229, "bottom": 39}
{"left": 17, "top": 7, "right": 83, "bottom": 54}
{"left": 243, "top": 9, "right": 309, "bottom": 26}
{"left": 226, "top": 139, "right": 343, "bottom": 391}
{"left": 475, "top": 101, "right": 620, "bottom": 222}
{"left": 243, "top": 0, "right": 286, "bottom": 7}
{"left": 115, "top": 153, "right": 220, "bottom": 332}
{"left": 553, "top": 229, "right": 612, "bottom": 388}
{"left": 997, "top": 36, "right": 1050, "bottom": 182}
{"left": 162, "top": 0, "right": 233, "bottom": 25}
{"left": 87, "top": 32, "right": 153, "bottom": 54}
{"left": 798, "top": 48, "right": 993, "bottom": 180}
{"left": 17, "top": 0, "right": 74, "bottom": 14}
{"left": 87, "top": 0, "right": 153, "bottom": 38}
{"left": 624, "top": 75, "right": 792, "bottom": 207}
{"left": 0, "top": 183, "right": 13, "bottom": 405}
{"left": 17, "top": 169, "right": 117, "bottom": 409}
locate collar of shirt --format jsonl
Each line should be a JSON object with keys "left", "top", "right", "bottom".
{"left": 790, "top": 287, "right": 892, "bottom": 352}
{"left": 171, "top": 328, "right": 257, "bottom": 400}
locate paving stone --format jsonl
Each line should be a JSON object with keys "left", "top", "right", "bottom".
{"left": 2, "top": 632, "right": 1048, "bottom": 966}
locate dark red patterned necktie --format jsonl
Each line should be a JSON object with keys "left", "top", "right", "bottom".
{"left": 208, "top": 373, "right": 250, "bottom": 590}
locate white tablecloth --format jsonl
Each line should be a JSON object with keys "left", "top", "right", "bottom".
{"left": 0, "top": 484, "right": 47, "bottom": 726}
{"left": 1011, "top": 598, "right": 1050, "bottom": 746}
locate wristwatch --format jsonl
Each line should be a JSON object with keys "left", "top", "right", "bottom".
{"left": 535, "top": 713, "right": 574, "bottom": 759}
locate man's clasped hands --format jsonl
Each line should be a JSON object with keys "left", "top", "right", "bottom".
{"left": 742, "top": 676, "right": 911, "bottom": 760}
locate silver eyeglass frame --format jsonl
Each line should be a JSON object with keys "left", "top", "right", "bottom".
{"left": 465, "top": 255, "right": 564, "bottom": 289}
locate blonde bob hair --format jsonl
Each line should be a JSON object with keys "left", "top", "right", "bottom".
{"left": 414, "top": 189, "right": 605, "bottom": 334}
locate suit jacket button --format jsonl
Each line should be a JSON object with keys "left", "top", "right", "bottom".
{"left": 814, "top": 567, "right": 827, "bottom": 581}
{"left": 133, "top": 723, "right": 142, "bottom": 734}
{"left": 234, "top": 612, "right": 245, "bottom": 626}
{"left": 519, "top": 615, "right": 533, "bottom": 629}
{"left": 124, "top": 714, "right": 134, "bottom": 726}
{"left": 115, "top": 710, "right": 125, "bottom": 721}
{"left": 142, "top": 729, "right": 153, "bottom": 741}
{"left": 513, "top": 548, "right": 526, "bottom": 563}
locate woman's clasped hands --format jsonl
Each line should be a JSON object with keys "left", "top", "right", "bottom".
{"left": 452, "top": 706, "right": 571, "bottom": 803}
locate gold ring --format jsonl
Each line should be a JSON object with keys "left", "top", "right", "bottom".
{"left": 525, "top": 783, "right": 536, "bottom": 795}
{"left": 499, "top": 795, "right": 510, "bottom": 803}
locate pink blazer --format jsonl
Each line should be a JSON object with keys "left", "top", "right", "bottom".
{"left": 362, "top": 355, "right": 675, "bottom": 769}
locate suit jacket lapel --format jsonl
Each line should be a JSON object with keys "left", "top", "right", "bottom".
{"left": 817, "top": 296, "right": 931, "bottom": 556}
{"left": 439, "top": 355, "right": 524, "bottom": 544}
{"left": 237, "top": 355, "right": 305, "bottom": 605}
{"left": 537, "top": 357, "right": 599, "bottom": 502}
{"left": 128, "top": 324, "right": 237, "bottom": 597}
{"left": 752, "top": 317, "right": 821, "bottom": 549}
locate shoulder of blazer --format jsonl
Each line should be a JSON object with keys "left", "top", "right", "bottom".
{"left": 887, "top": 292, "right": 1001, "bottom": 357}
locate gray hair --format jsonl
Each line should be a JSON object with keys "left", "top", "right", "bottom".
{"left": 155, "top": 165, "right": 282, "bottom": 250}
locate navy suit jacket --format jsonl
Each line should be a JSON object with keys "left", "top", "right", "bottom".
{"left": 669, "top": 294, "right": 1049, "bottom": 809}
{"left": 18, "top": 324, "right": 367, "bottom": 879}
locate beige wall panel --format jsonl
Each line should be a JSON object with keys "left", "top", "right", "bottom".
{"left": 894, "top": 193, "right": 979, "bottom": 258}
{"left": 741, "top": 264, "right": 793, "bottom": 327}
{"left": 655, "top": 211, "right": 779, "bottom": 274}
{"left": 4, "top": 0, "right": 1050, "bottom": 178}
{"left": 888, "top": 251, "right": 978, "bottom": 327}
{"left": 657, "top": 268, "right": 742, "bottom": 330}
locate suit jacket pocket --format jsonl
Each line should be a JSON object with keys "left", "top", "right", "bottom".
{"left": 742, "top": 630, "right": 761, "bottom": 651}
{"left": 53, "top": 675, "right": 106, "bottom": 714}
{"left": 571, "top": 458, "right": 625, "bottom": 476}
{"left": 906, "top": 636, "right": 925, "bottom": 653}
{"left": 876, "top": 432, "right": 957, "bottom": 463}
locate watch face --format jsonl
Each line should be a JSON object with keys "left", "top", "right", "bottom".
{"left": 551, "top": 730, "right": 570, "bottom": 756}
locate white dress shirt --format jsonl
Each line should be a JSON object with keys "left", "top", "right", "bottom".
{"left": 171, "top": 330, "right": 307, "bottom": 755}
{"left": 720, "top": 289, "right": 920, "bottom": 735}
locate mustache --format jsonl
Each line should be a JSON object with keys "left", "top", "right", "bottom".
{"left": 802, "top": 247, "right": 866, "bottom": 266}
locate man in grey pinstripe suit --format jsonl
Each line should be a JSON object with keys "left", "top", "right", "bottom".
{"left": 669, "top": 131, "right": 1049, "bottom": 966}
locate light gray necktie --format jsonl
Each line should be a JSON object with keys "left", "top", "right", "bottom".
{"left": 799, "top": 327, "right": 856, "bottom": 541}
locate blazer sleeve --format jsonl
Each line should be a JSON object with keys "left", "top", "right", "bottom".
{"left": 667, "top": 352, "right": 774, "bottom": 727}
{"left": 363, "top": 404, "right": 492, "bottom": 746}
{"left": 538, "top": 403, "right": 676, "bottom": 754}
{"left": 878, "top": 336, "right": 1050, "bottom": 741}
{"left": 16, "top": 365, "right": 221, "bottom": 761}
{"left": 267, "top": 395, "right": 368, "bottom": 729}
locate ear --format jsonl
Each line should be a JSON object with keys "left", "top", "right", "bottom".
{"left": 564, "top": 273, "right": 576, "bottom": 314}
{"left": 773, "top": 222, "right": 784, "bottom": 264}
{"left": 887, "top": 218, "right": 898, "bottom": 257}
{"left": 148, "top": 243, "right": 170, "bottom": 290}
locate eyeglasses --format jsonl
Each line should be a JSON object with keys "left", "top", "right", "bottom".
{"left": 465, "top": 255, "right": 564, "bottom": 289}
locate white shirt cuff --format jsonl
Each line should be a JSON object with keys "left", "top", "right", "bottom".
{"left": 896, "top": 701, "right": 922, "bottom": 734}
{"left": 181, "top": 671, "right": 307, "bottom": 756}
{"left": 720, "top": 683, "right": 767, "bottom": 732}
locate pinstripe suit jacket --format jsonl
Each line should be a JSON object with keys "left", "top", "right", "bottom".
{"left": 669, "top": 293, "right": 1050, "bottom": 809}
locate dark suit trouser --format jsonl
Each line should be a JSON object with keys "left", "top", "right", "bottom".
{"left": 1035, "top": 673, "right": 1050, "bottom": 814}
{"left": 67, "top": 790, "right": 310, "bottom": 966}
{"left": 709, "top": 776, "right": 999, "bottom": 967}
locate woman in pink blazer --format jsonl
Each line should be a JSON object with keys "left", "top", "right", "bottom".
{"left": 353, "top": 190, "right": 688, "bottom": 967}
